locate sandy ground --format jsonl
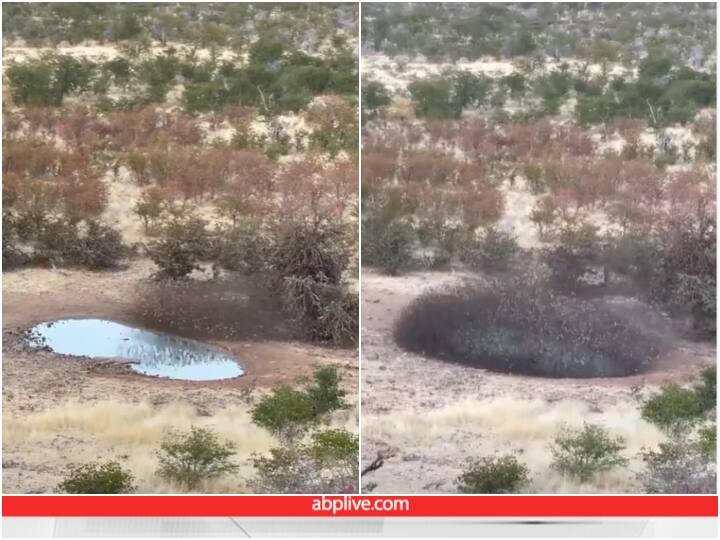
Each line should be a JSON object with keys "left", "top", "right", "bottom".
{"left": 359, "top": 269, "right": 715, "bottom": 494}
{"left": 362, "top": 53, "right": 632, "bottom": 95}
{"left": 2, "top": 261, "right": 357, "bottom": 493}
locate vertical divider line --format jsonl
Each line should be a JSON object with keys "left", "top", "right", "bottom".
{"left": 356, "top": 0, "right": 364, "bottom": 496}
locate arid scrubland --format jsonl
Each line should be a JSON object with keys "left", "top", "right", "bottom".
{"left": 361, "top": 3, "right": 716, "bottom": 494}
{"left": 3, "top": 3, "right": 358, "bottom": 494}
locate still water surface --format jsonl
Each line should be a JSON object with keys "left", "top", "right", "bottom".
{"left": 28, "top": 319, "right": 244, "bottom": 381}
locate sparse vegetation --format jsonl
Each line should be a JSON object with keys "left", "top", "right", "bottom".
{"left": 250, "top": 428, "right": 358, "bottom": 494}
{"left": 550, "top": 423, "right": 628, "bottom": 482}
{"left": 156, "top": 426, "right": 240, "bottom": 491}
{"left": 249, "top": 366, "right": 355, "bottom": 493}
{"left": 455, "top": 455, "right": 530, "bottom": 494}
{"left": 251, "top": 366, "right": 347, "bottom": 441}
{"left": 251, "top": 386, "right": 317, "bottom": 442}
{"left": 56, "top": 461, "right": 136, "bottom": 494}
{"left": 641, "top": 367, "right": 716, "bottom": 433}
{"left": 639, "top": 437, "right": 716, "bottom": 494}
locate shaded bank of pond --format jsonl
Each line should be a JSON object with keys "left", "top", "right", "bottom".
{"left": 27, "top": 319, "right": 243, "bottom": 381}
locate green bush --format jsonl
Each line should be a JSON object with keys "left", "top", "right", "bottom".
{"left": 464, "top": 228, "right": 519, "bottom": 272}
{"left": 408, "top": 76, "right": 460, "bottom": 119}
{"left": 362, "top": 80, "right": 390, "bottom": 121}
{"left": 148, "top": 213, "right": 209, "bottom": 279}
{"left": 56, "top": 461, "right": 135, "bottom": 494}
{"left": 250, "top": 429, "right": 358, "bottom": 494}
{"left": 641, "top": 367, "right": 716, "bottom": 433}
{"left": 362, "top": 218, "right": 416, "bottom": 275}
{"left": 133, "top": 187, "right": 168, "bottom": 233}
{"left": 308, "top": 429, "right": 358, "bottom": 492}
{"left": 310, "top": 429, "right": 358, "bottom": 467}
{"left": 270, "top": 221, "right": 348, "bottom": 288}
{"left": 73, "top": 221, "right": 127, "bottom": 269}
{"left": 2, "top": 211, "right": 29, "bottom": 270}
{"left": 250, "top": 446, "right": 316, "bottom": 494}
{"left": 251, "top": 386, "right": 317, "bottom": 441}
{"left": 251, "top": 366, "right": 347, "bottom": 440}
{"left": 305, "top": 366, "right": 347, "bottom": 416}
{"left": 7, "top": 54, "right": 95, "bottom": 106}
{"left": 156, "top": 426, "right": 239, "bottom": 490}
{"left": 542, "top": 222, "right": 603, "bottom": 291}
{"left": 641, "top": 384, "right": 705, "bottom": 433}
{"left": 697, "top": 424, "right": 716, "bottom": 461}
{"left": 214, "top": 223, "right": 268, "bottom": 275}
{"left": 19, "top": 218, "right": 127, "bottom": 270}
{"left": 694, "top": 367, "right": 717, "bottom": 414}
{"left": 550, "top": 423, "right": 628, "bottom": 482}
{"left": 649, "top": 219, "right": 716, "bottom": 335}
{"left": 455, "top": 455, "right": 530, "bottom": 494}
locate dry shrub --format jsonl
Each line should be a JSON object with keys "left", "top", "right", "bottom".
{"left": 229, "top": 149, "right": 275, "bottom": 196}
{"left": 22, "top": 106, "right": 58, "bottom": 134}
{"left": 401, "top": 149, "right": 456, "bottom": 186}
{"left": 458, "top": 185, "right": 504, "bottom": 229}
{"left": 3, "top": 138, "right": 61, "bottom": 177}
{"left": 324, "top": 157, "right": 358, "bottom": 220}
{"left": 361, "top": 150, "right": 397, "bottom": 196}
{"left": 269, "top": 221, "right": 357, "bottom": 346}
{"left": 274, "top": 158, "right": 353, "bottom": 223}
{"left": 56, "top": 107, "right": 105, "bottom": 147}
{"left": 457, "top": 119, "right": 500, "bottom": 159}
{"left": 59, "top": 174, "right": 109, "bottom": 221}
{"left": 2, "top": 171, "right": 22, "bottom": 207}
{"left": 106, "top": 107, "right": 162, "bottom": 148}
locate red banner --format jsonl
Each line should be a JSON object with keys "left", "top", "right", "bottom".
{"left": 2, "top": 495, "right": 717, "bottom": 517}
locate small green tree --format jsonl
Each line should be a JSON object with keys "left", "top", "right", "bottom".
{"left": 464, "top": 228, "right": 519, "bottom": 271}
{"left": 305, "top": 366, "right": 346, "bottom": 416}
{"left": 456, "top": 455, "right": 530, "bottom": 494}
{"left": 250, "top": 429, "right": 358, "bottom": 494}
{"left": 250, "top": 446, "right": 316, "bottom": 494}
{"left": 309, "top": 429, "right": 359, "bottom": 492}
{"left": 148, "top": 213, "right": 209, "bottom": 279}
{"left": 156, "top": 426, "right": 239, "bottom": 491}
{"left": 408, "top": 76, "right": 460, "bottom": 119}
{"left": 693, "top": 367, "right": 717, "bottom": 414}
{"left": 56, "top": 461, "right": 135, "bottom": 494}
{"left": 75, "top": 221, "right": 127, "bottom": 269}
{"left": 125, "top": 151, "right": 151, "bottom": 185}
{"left": 251, "top": 386, "right": 316, "bottom": 441}
{"left": 640, "top": 384, "right": 704, "bottom": 433}
{"left": 362, "top": 80, "right": 390, "bottom": 121}
{"left": 363, "top": 218, "right": 416, "bottom": 275}
{"left": 133, "top": 187, "right": 168, "bottom": 234}
{"left": 696, "top": 424, "right": 716, "bottom": 460}
{"left": 550, "top": 423, "right": 628, "bottom": 482}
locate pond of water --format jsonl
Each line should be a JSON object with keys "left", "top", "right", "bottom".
{"left": 27, "top": 319, "right": 244, "bottom": 381}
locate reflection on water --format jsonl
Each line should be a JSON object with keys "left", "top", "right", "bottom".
{"left": 27, "top": 319, "right": 244, "bottom": 381}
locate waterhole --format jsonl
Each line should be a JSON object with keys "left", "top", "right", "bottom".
{"left": 27, "top": 319, "right": 244, "bottom": 381}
